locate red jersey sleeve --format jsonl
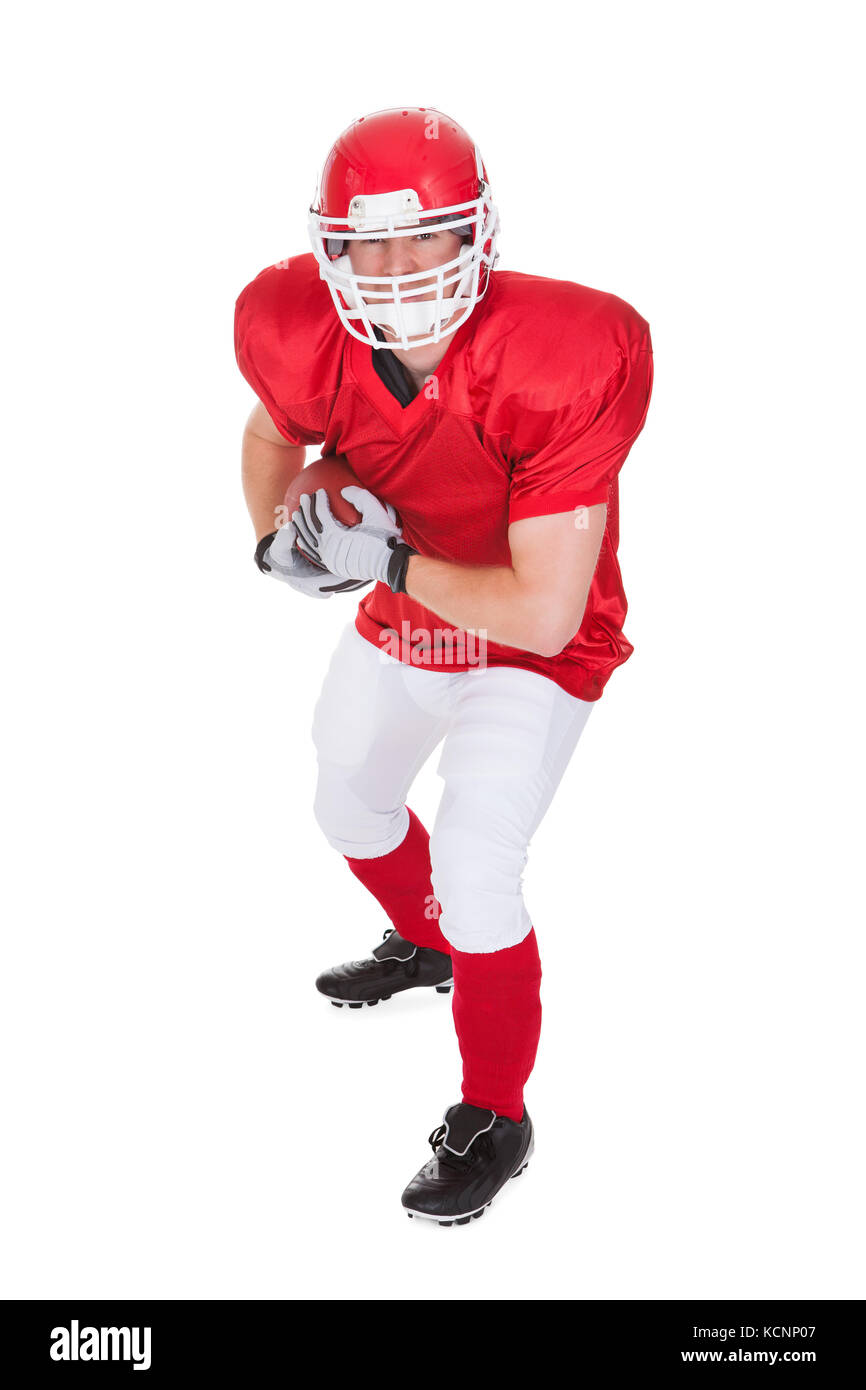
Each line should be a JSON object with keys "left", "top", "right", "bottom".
{"left": 504, "top": 299, "right": 653, "bottom": 525}
{"left": 233, "top": 255, "right": 342, "bottom": 447}
{"left": 235, "top": 287, "right": 302, "bottom": 444}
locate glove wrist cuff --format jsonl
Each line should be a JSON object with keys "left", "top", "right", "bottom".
{"left": 254, "top": 532, "right": 278, "bottom": 573}
{"left": 386, "top": 538, "right": 418, "bottom": 595}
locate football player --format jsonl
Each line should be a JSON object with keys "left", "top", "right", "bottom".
{"left": 235, "top": 107, "right": 654, "bottom": 1225}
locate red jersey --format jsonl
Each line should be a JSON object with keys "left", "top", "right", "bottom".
{"left": 235, "top": 253, "right": 653, "bottom": 701}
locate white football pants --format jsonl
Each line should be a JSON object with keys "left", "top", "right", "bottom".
{"left": 312, "top": 622, "right": 594, "bottom": 954}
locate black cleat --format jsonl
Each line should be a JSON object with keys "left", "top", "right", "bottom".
{"left": 401, "top": 1102, "right": 534, "bottom": 1225}
{"left": 316, "top": 928, "right": 453, "bottom": 1007}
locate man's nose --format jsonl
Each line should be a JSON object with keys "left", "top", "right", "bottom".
{"left": 382, "top": 237, "right": 417, "bottom": 277}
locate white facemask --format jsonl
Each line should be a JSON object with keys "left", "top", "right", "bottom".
{"left": 332, "top": 243, "right": 476, "bottom": 341}
{"left": 309, "top": 195, "right": 499, "bottom": 350}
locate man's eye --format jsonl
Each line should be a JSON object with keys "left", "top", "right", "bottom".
{"left": 416, "top": 233, "right": 434, "bottom": 241}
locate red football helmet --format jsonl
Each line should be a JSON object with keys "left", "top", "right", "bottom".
{"left": 308, "top": 107, "right": 499, "bottom": 350}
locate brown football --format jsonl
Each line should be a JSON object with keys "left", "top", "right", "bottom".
{"left": 284, "top": 454, "right": 364, "bottom": 529}
{"left": 284, "top": 454, "right": 365, "bottom": 568}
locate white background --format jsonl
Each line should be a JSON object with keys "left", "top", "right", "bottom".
{"left": 2, "top": 0, "right": 863, "bottom": 1301}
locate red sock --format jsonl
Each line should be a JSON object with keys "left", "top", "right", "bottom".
{"left": 450, "top": 929, "right": 542, "bottom": 1123}
{"left": 343, "top": 807, "right": 450, "bottom": 953}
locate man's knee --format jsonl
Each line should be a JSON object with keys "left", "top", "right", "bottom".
{"left": 429, "top": 819, "right": 531, "bottom": 954}
{"left": 313, "top": 770, "right": 409, "bottom": 860}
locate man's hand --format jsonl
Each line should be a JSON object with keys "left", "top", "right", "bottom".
{"left": 292, "top": 486, "right": 410, "bottom": 588}
{"left": 256, "top": 525, "right": 371, "bottom": 600}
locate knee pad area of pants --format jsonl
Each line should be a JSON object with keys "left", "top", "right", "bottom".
{"left": 313, "top": 772, "right": 409, "bottom": 860}
{"left": 429, "top": 819, "right": 531, "bottom": 954}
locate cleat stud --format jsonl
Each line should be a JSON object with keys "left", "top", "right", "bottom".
{"left": 348, "top": 1001, "right": 363, "bottom": 1009}
{"left": 380, "top": 995, "right": 391, "bottom": 1002}
{"left": 435, "top": 985, "right": 452, "bottom": 994}
{"left": 455, "top": 1216, "right": 471, "bottom": 1226}
{"left": 367, "top": 999, "right": 379, "bottom": 1007}
{"left": 407, "top": 1213, "right": 413, "bottom": 1219}
{"left": 439, "top": 1220, "right": 453, "bottom": 1227}
{"left": 330, "top": 1001, "right": 343, "bottom": 1008}
{"left": 472, "top": 1210, "right": 483, "bottom": 1219}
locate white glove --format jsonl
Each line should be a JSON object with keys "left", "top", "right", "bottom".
{"left": 257, "top": 525, "right": 371, "bottom": 600}
{"left": 292, "top": 486, "right": 404, "bottom": 587}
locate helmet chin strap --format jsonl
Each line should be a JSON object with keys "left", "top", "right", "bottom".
{"left": 366, "top": 297, "right": 469, "bottom": 339}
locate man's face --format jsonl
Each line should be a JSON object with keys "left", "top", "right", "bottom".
{"left": 346, "top": 228, "right": 464, "bottom": 345}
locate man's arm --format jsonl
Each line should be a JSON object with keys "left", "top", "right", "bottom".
{"left": 402, "top": 504, "right": 608, "bottom": 658}
{"left": 242, "top": 400, "right": 306, "bottom": 541}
